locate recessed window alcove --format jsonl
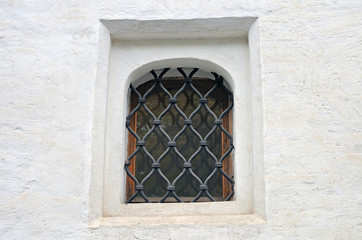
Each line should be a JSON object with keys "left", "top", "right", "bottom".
{"left": 89, "top": 17, "right": 265, "bottom": 226}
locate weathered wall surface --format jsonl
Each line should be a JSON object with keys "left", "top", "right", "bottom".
{"left": 0, "top": 0, "right": 361, "bottom": 239}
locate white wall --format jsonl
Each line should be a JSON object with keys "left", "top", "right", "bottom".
{"left": 1, "top": 0, "right": 361, "bottom": 239}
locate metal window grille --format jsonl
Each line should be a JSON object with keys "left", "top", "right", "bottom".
{"left": 125, "top": 68, "right": 234, "bottom": 203}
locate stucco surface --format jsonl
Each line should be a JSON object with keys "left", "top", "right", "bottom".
{"left": 0, "top": 0, "right": 361, "bottom": 239}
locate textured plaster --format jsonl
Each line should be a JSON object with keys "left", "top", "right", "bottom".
{"left": 0, "top": 0, "right": 361, "bottom": 239}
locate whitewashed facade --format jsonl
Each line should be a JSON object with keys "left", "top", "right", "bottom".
{"left": 1, "top": 1, "right": 361, "bottom": 239}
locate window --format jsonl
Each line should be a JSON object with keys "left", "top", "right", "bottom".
{"left": 90, "top": 17, "right": 265, "bottom": 224}
{"left": 125, "top": 68, "right": 234, "bottom": 203}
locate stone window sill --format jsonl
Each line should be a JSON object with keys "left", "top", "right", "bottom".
{"left": 89, "top": 213, "right": 265, "bottom": 227}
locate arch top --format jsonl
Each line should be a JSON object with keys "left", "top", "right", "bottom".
{"left": 126, "top": 58, "right": 235, "bottom": 91}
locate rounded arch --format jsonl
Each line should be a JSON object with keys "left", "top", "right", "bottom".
{"left": 125, "top": 58, "right": 235, "bottom": 91}
{"left": 124, "top": 59, "right": 235, "bottom": 203}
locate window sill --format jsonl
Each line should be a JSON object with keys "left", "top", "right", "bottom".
{"left": 104, "top": 201, "right": 252, "bottom": 218}
{"left": 89, "top": 213, "right": 265, "bottom": 228}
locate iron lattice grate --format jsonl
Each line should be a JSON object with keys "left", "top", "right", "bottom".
{"left": 125, "top": 68, "right": 234, "bottom": 203}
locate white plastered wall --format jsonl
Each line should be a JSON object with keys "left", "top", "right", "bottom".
{"left": 1, "top": 1, "right": 361, "bottom": 239}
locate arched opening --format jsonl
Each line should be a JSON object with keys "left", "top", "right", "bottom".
{"left": 125, "top": 67, "right": 234, "bottom": 203}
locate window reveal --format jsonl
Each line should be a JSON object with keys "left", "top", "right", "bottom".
{"left": 125, "top": 68, "right": 234, "bottom": 203}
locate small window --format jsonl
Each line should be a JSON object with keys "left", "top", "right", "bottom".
{"left": 125, "top": 68, "right": 234, "bottom": 203}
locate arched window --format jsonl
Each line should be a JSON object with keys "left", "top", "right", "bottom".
{"left": 125, "top": 68, "right": 234, "bottom": 203}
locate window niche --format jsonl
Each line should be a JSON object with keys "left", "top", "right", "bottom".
{"left": 89, "top": 17, "right": 265, "bottom": 226}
